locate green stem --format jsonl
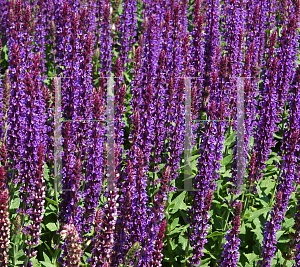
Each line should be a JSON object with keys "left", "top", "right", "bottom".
{"left": 165, "top": 211, "right": 172, "bottom": 258}
{"left": 13, "top": 233, "right": 18, "bottom": 266}
{"left": 184, "top": 223, "right": 191, "bottom": 267}
{"left": 282, "top": 259, "right": 287, "bottom": 267}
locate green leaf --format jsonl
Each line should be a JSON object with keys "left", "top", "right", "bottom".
{"left": 3, "top": 44, "right": 8, "bottom": 61}
{"left": 31, "top": 256, "right": 42, "bottom": 267}
{"left": 251, "top": 228, "right": 264, "bottom": 244}
{"left": 222, "top": 155, "right": 233, "bottom": 167}
{"left": 45, "top": 197, "right": 58, "bottom": 207}
{"left": 265, "top": 164, "right": 276, "bottom": 171}
{"left": 199, "top": 258, "right": 210, "bottom": 266}
{"left": 167, "top": 226, "right": 185, "bottom": 236}
{"left": 124, "top": 72, "right": 131, "bottom": 83}
{"left": 46, "top": 222, "right": 58, "bottom": 232}
{"left": 43, "top": 163, "right": 50, "bottom": 182}
{"left": 43, "top": 252, "right": 51, "bottom": 263}
{"left": 10, "top": 197, "right": 20, "bottom": 210}
{"left": 178, "top": 234, "right": 188, "bottom": 250}
{"left": 276, "top": 230, "right": 285, "bottom": 240}
{"left": 170, "top": 217, "right": 179, "bottom": 230}
{"left": 40, "top": 262, "right": 56, "bottom": 267}
{"left": 169, "top": 191, "right": 186, "bottom": 214}
{"left": 225, "top": 131, "right": 236, "bottom": 147}
{"left": 248, "top": 207, "right": 271, "bottom": 221}
{"left": 15, "top": 249, "right": 24, "bottom": 259}
{"left": 43, "top": 241, "right": 55, "bottom": 258}
{"left": 118, "top": 2, "right": 123, "bottom": 15}
{"left": 282, "top": 217, "right": 295, "bottom": 231}
{"left": 206, "top": 231, "right": 224, "bottom": 239}
{"left": 244, "top": 252, "right": 258, "bottom": 263}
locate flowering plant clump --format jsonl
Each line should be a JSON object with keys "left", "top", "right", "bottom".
{"left": 0, "top": 0, "right": 299, "bottom": 266}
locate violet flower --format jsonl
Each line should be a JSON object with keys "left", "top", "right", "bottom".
{"left": 118, "top": 0, "right": 137, "bottom": 69}
{"left": 275, "top": 1, "right": 299, "bottom": 112}
{"left": 151, "top": 166, "right": 171, "bottom": 266}
{"left": 248, "top": 31, "right": 280, "bottom": 184}
{"left": 187, "top": 189, "right": 213, "bottom": 266}
{"left": 112, "top": 46, "right": 144, "bottom": 266}
{"left": 219, "top": 201, "right": 243, "bottom": 267}
{"left": 82, "top": 77, "right": 106, "bottom": 235}
{"left": 22, "top": 144, "right": 46, "bottom": 262}
{"left": 188, "top": 2, "right": 228, "bottom": 263}
{"left": 97, "top": 0, "right": 112, "bottom": 78}
{"left": 6, "top": 0, "right": 28, "bottom": 186}
{"left": 42, "top": 83, "right": 54, "bottom": 164}
{"left": 0, "top": 0, "right": 9, "bottom": 40}
{"left": 90, "top": 191, "right": 118, "bottom": 266}
{"left": 190, "top": 0, "right": 205, "bottom": 145}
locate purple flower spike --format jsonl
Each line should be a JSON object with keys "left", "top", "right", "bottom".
{"left": 258, "top": 191, "right": 284, "bottom": 267}
{"left": 60, "top": 223, "right": 83, "bottom": 267}
{"left": 219, "top": 201, "right": 243, "bottom": 267}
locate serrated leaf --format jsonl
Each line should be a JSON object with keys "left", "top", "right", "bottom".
{"left": 43, "top": 252, "right": 51, "bottom": 263}
{"left": 240, "top": 222, "right": 246, "bottom": 235}
{"left": 46, "top": 222, "right": 58, "bottom": 232}
{"left": 31, "top": 256, "right": 41, "bottom": 267}
{"left": 251, "top": 228, "right": 264, "bottom": 244}
{"left": 222, "top": 155, "right": 233, "bottom": 167}
{"left": 10, "top": 197, "right": 20, "bottom": 210}
{"left": 178, "top": 234, "right": 188, "bottom": 250}
{"left": 169, "top": 191, "right": 186, "bottom": 214}
{"left": 244, "top": 252, "right": 258, "bottom": 263}
{"left": 248, "top": 207, "right": 271, "bottom": 221}
{"left": 167, "top": 224, "right": 189, "bottom": 236}
{"left": 40, "top": 262, "right": 56, "bottom": 267}
{"left": 282, "top": 217, "right": 295, "bottom": 231}
{"left": 265, "top": 164, "right": 276, "bottom": 171}
{"left": 199, "top": 258, "right": 210, "bottom": 266}
{"left": 170, "top": 217, "right": 179, "bottom": 230}
{"left": 15, "top": 249, "right": 24, "bottom": 259}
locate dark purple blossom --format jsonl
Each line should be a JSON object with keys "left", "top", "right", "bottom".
{"left": 118, "top": 0, "right": 137, "bottom": 69}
